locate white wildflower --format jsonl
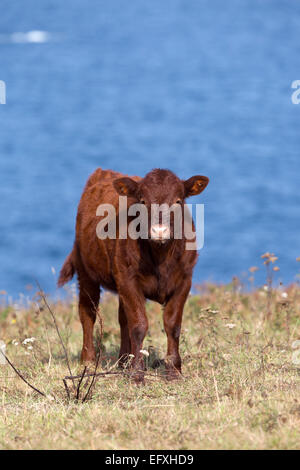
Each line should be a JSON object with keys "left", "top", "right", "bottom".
{"left": 225, "top": 323, "right": 236, "bottom": 329}
{"left": 22, "top": 337, "right": 36, "bottom": 345}
{"left": 140, "top": 349, "right": 149, "bottom": 357}
{"left": 281, "top": 292, "right": 288, "bottom": 299}
{"left": 12, "top": 340, "right": 19, "bottom": 346}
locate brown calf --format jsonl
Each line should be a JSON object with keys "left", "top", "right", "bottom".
{"left": 58, "top": 168, "right": 209, "bottom": 382}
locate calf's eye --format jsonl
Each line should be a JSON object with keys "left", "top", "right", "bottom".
{"left": 140, "top": 199, "right": 146, "bottom": 205}
{"left": 176, "top": 199, "right": 182, "bottom": 205}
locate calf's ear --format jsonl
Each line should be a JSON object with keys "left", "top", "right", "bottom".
{"left": 113, "top": 177, "right": 139, "bottom": 197}
{"left": 184, "top": 175, "right": 209, "bottom": 198}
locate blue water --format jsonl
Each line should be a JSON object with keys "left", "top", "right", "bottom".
{"left": 0, "top": 0, "right": 300, "bottom": 298}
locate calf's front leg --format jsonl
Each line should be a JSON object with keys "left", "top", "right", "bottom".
{"left": 118, "top": 285, "right": 148, "bottom": 384}
{"left": 163, "top": 279, "right": 191, "bottom": 379}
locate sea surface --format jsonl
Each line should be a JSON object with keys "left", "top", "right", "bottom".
{"left": 0, "top": 0, "right": 300, "bottom": 299}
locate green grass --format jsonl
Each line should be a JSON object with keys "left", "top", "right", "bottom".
{"left": 1, "top": 271, "right": 300, "bottom": 449}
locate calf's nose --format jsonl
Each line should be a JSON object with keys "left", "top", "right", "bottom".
{"left": 150, "top": 224, "right": 170, "bottom": 240}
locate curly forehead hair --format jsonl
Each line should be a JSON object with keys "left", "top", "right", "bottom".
{"left": 142, "top": 168, "right": 181, "bottom": 186}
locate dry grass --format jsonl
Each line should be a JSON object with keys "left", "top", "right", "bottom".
{"left": 1, "top": 263, "right": 300, "bottom": 449}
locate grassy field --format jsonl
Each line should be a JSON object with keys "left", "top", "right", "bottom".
{"left": 1, "top": 257, "right": 300, "bottom": 450}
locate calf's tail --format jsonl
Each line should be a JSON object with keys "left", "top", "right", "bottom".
{"left": 57, "top": 249, "right": 76, "bottom": 287}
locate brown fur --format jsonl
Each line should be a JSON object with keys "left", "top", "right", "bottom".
{"left": 58, "top": 167, "right": 209, "bottom": 382}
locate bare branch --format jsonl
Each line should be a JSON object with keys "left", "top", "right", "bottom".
{"left": 76, "top": 366, "right": 87, "bottom": 400}
{"left": 82, "top": 309, "right": 103, "bottom": 403}
{"left": 64, "top": 371, "right": 121, "bottom": 380}
{"left": 63, "top": 379, "right": 70, "bottom": 401}
{"left": 0, "top": 349, "right": 46, "bottom": 398}
{"left": 36, "top": 281, "right": 75, "bottom": 389}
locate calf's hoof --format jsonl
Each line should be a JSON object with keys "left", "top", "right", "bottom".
{"left": 80, "top": 349, "right": 96, "bottom": 366}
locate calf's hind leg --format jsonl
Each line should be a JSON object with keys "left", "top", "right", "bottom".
{"left": 78, "top": 276, "right": 100, "bottom": 363}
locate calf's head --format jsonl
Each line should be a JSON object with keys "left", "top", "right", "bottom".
{"left": 113, "top": 169, "right": 209, "bottom": 244}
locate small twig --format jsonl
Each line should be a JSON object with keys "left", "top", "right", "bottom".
{"left": 64, "top": 369, "right": 171, "bottom": 381}
{"left": 76, "top": 366, "right": 87, "bottom": 400}
{"left": 81, "top": 306, "right": 104, "bottom": 403}
{"left": 82, "top": 366, "right": 99, "bottom": 403}
{"left": 63, "top": 379, "right": 70, "bottom": 401}
{"left": 0, "top": 350, "right": 46, "bottom": 398}
{"left": 36, "top": 302, "right": 52, "bottom": 374}
{"left": 36, "top": 281, "right": 75, "bottom": 390}
{"left": 65, "top": 370, "right": 122, "bottom": 380}
{"left": 211, "top": 368, "right": 220, "bottom": 411}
